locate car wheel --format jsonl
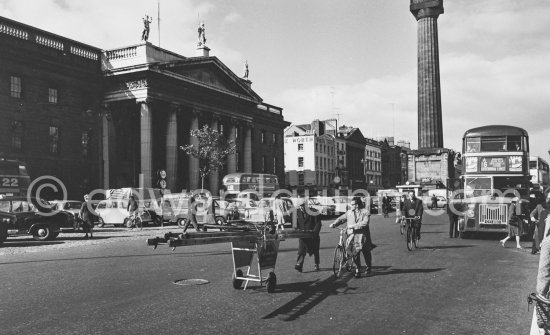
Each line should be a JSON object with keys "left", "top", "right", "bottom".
{"left": 177, "top": 218, "right": 187, "bottom": 228}
{"left": 215, "top": 216, "right": 226, "bottom": 225}
{"left": 97, "top": 217, "right": 105, "bottom": 228}
{"left": 124, "top": 218, "right": 133, "bottom": 228}
{"left": 33, "top": 226, "right": 53, "bottom": 241}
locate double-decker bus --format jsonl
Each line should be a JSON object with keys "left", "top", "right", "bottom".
{"left": 451, "top": 125, "right": 531, "bottom": 236}
{"left": 529, "top": 156, "right": 550, "bottom": 192}
{"left": 0, "top": 158, "right": 31, "bottom": 197}
{"left": 222, "top": 173, "right": 279, "bottom": 199}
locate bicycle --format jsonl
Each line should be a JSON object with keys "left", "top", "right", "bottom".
{"left": 127, "top": 211, "right": 143, "bottom": 231}
{"left": 332, "top": 227, "right": 355, "bottom": 278}
{"left": 403, "top": 217, "right": 420, "bottom": 251}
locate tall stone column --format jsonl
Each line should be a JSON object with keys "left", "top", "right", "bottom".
{"left": 227, "top": 120, "right": 237, "bottom": 174}
{"left": 166, "top": 105, "right": 178, "bottom": 192}
{"left": 411, "top": 0, "right": 444, "bottom": 149}
{"left": 138, "top": 99, "right": 153, "bottom": 188}
{"left": 188, "top": 110, "right": 200, "bottom": 190}
{"left": 209, "top": 115, "right": 220, "bottom": 195}
{"left": 244, "top": 123, "right": 252, "bottom": 173}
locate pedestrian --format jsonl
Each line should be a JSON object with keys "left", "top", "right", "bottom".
{"left": 330, "top": 196, "right": 376, "bottom": 278}
{"left": 78, "top": 194, "right": 94, "bottom": 239}
{"left": 431, "top": 194, "right": 438, "bottom": 209}
{"left": 403, "top": 191, "right": 424, "bottom": 240}
{"left": 382, "top": 194, "right": 390, "bottom": 218}
{"left": 500, "top": 197, "right": 523, "bottom": 249}
{"left": 531, "top": 214, "right": 550, "bottom": 333}
{"left": 447, "top": 197, "right": 459, "bottom": 238}
{"left": 272, "top": 194, "right": 290, "bottom": 230}
{"left": 127, "top": 194, "right": 138, "bottom": 217}
{"left": 294, "top": 198, "right": 322, "bottom": 272}
{"left": 183, "top": 195, "right": 202, "bottom": 232}
{"left": 530, "top": 193, "right": 550, "bottom": 254}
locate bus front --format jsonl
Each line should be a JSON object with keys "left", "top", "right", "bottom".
{"left": 459, "top": 126, "right": 530, "bottom": 235}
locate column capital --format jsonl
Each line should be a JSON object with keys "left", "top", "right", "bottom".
{"left": 211, "top": 112, "right": 221, "bottom": 122}
{"left": 410, "top": 0, "right": 443, "bottom": 20}
{"left": 136, "top": 98, "right": 150, "bottom": 105}
{"left": 170, "top": 103, "right": 183, "bottom": 113}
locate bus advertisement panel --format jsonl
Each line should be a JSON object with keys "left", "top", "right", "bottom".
{"left": 454, "top": 125, "right": 531, "bottom": 236}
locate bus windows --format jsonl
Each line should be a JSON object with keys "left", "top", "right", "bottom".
{"left": 507, "top": 136, "right": 522, "bottom": 151}
{"left": 480, "top": 137, "right": 506, "bottom": 152}
{"left": 466, "top": 137, "right": 480, "bottom": 153}
{"left": 465, "top": 177, "right": 492, "bottom": 198}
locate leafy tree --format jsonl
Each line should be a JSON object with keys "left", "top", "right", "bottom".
{"left": 180, "top": 125, "right": 236, "bottom": 191}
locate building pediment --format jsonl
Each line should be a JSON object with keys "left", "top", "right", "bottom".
{"left": 153, "top": 57, "right": 261, "bottom": 102}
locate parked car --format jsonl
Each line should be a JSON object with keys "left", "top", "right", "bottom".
{"left": 0, "top": 196, "right": 75, "bottom": 241}
{"left": 307, "top": 197, "right": 336, "bottom": 217}
{"left": 50, "top": 200, "right": 82, "bottom": 218}
{"left": 428, "top": 196, "right": 447, "bottom": 209}
{"left": 95, "top": 199, "right": 160, "bottom": 228}
{"left": 247, "top": 197, "right": 294, "bottom": 227}
{"left": 331, "top": 196, "right": 350, "bottom": 215}
{"left": 162, "top": 196, "right": 242, "bottom": 227}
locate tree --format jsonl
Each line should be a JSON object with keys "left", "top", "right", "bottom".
{"left": 180, "top": 125, "right": 236, "bottom": 192}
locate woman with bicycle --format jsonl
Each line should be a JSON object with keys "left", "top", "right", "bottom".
{"left": 330, "top": 197, "right": 376, "bottom": 278}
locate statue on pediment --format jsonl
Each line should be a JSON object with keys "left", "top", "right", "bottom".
{"left": 198, "top": 22, "right": 207, "bottom": 46}
{"left": 243, "top": 60, "right": 249, "bottom": 79}
{"left": 142, "top": 15, "right": 152, "bottom": 42}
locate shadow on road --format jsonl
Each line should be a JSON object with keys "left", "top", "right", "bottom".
{"left": 418, "top": 245, "right": 475, "bottom": 250}
{"left": 2, "top": 241, "right": 65, "bottom": 248}
{"left": 368, "top": 265, "right": 445, "bottom": 277}
{"left": 261, "top": 274, "right": 357, "bottom": 322}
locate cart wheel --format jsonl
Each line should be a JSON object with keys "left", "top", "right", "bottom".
{"left": 266, "top": 272, "right": 277, "bottom": 293}
{"left": 233, "top": 269, "right": 244, "bottom": 289}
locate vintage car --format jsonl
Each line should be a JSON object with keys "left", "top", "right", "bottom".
{"left": 428, "top": 196, "right": 448, "bottom": 209}
{"left": 95, "top": 199, "right": 161, "bottom": 228}
{"left": 307, "top": 197, "right": 336, "bottom": 217}
{"left": 0, "top": 196, "right": 75, "bottom": 241}
{"left": 246, "top": 197, "right": 294, "bottom": 227}
{"left": 162, "top": 196, "right": 241, "bottom": 227}
{"left": 50, "top": 200, "right": 83, "bottom": 219}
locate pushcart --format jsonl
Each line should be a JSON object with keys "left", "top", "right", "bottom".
{"left": 231, "top": 238, "right": 280, "bottom": 293}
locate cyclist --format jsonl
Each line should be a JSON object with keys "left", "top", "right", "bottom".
{"left": 402, "top": 191, "right": 424, "bottom": 240}
{"left": 330, "top": 197, "right": 376, "bottom": 278}
{"left": 127, "top": 194, "right": 139, "bottom": 227}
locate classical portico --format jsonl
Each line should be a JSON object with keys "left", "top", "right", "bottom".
{"left": 100, "top": 42, "right": 288, "bottom": 195}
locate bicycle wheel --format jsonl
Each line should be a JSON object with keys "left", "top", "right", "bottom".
{"left": 332, "top": 245, "right": 345, "bottom": 278}
{"left": 406, "top": 225, "right": 413, "bottom": 251}
{"left": 345, "top": 253, "right": 355, "bottom": 272}
{"left": 134, "top": 217, "right": 143, "bottom": 230}
{"left": 413, "top": 225, "right": 419, "bottom": 248}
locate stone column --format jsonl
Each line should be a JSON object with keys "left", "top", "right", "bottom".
{"left": 244, "top": 123, "right": 252, "bottom": 173}
{"left": 165, "top": 105, "right": 178, "bottom": 192}
{"left": 227, "top": 120, "right": 237, "bottom": 174}
{"left": 188, "top": 110, "right": 200, "bottom": 190}
{"left": 138, "top": 100, "right": 153, "bottom": 188}
{"left": 209, "top": 114, "right": 220, "bottom": 195}
{"left": 410, "top": 0, "right": 444, "bottom": 149}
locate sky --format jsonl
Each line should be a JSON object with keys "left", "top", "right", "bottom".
{"left": 2, "top": 0, "right": 549, "bottom": 159}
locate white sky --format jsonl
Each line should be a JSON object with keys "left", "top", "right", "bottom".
{"left": 2, "top": 0, "right": 549, "bottom": 159}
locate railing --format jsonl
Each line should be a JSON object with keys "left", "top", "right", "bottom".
{"left": 0, "top": 16, "right": 100, "bottom": 61}
{"left": 0, "top": 21, "right": 28, "bottom": 40}
{"left": 105, "top": 46, "right": 138, "bottom": 60}
{"left": 257, "top": 104, "right": 282, "bottom": 116}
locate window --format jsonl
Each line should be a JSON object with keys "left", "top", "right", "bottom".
{"left": 298, "top": 157, "right": 304, "bottom": 167}
{"left": 10, "top": 76, "right": 22, "bottom": 98}
{"left": 81, "top": 131, "right": 89, "bottom": 157}
{"left": 262, "top": 156, "right": 266, "bottom": 172}
{"left": 48, "top": 88, "right": 58, "bottom": 104}
{"left": 261, "top": 131, "right": 266, "bottom": 144}
{"left": 298, "top": 173, "right": 304, "bottom": 186}
{"left": 49, "top": 126, "right": 59, "bottom": 154}
{"left": 480, "top": 136, "right": 506, "bottom": 152}
{"left": 273, "top": 157, "right": 276, "bottom": 174}
{"left": 11, "top": 121, "right": 24, "bottom": 152}
{"left": 298, "top": 143, "right": 304, "bottom": 151}
{"left": 272, "top": 133, "right": 276, "bottom": 144}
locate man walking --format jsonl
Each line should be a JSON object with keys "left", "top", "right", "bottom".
{"left": 79, "top": 194, "right": 94, "bottom": 239}
{"left": 294, "top": 198, "right": 322, "bottom": 272}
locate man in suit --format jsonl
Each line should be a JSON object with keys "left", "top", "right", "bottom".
{"left": 295, "top": 198, "right": 322, "bottom": 272}
{"left": 403, "top": 191, "right": 424, "bottom": 240}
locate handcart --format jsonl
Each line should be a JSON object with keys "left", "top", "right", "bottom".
{"left": 231, "top": 237, "right": 280, "bottom": 293}
{"left": 146, "top": 221, "right": 313, "bottom": 294}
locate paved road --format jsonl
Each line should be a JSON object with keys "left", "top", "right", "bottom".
{"left": 0, "top": 211, "right": 539, "bottom": 335}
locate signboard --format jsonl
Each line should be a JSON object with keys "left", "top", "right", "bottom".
{"left": 415, "top": 161, "right": 442, "bottom": 180}
{"left": 480, "top": 157, "right": 506, "bottom": 172}
{"left": 508, "top": 156, "right": 522, "bottom": 172}
{"left": 465, "top": 157, "right": 478, "bottom": 172}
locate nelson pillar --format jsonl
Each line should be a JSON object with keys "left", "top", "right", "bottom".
{"left": 410, "top": 0, "right": 444, "bottom": 149}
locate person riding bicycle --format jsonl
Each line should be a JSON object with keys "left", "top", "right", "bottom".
{"left": 127, "top": 194, "right": 139, "bottom": 223}
{"left": 329, "top": 197, "right": 376, "bottom": 278}
{"left": 402, "top": 191, "right": 424, "bottom": 240}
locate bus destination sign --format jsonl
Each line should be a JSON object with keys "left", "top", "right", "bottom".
{"left": 480, "top": 157, "right": 506, "bottom": 172}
